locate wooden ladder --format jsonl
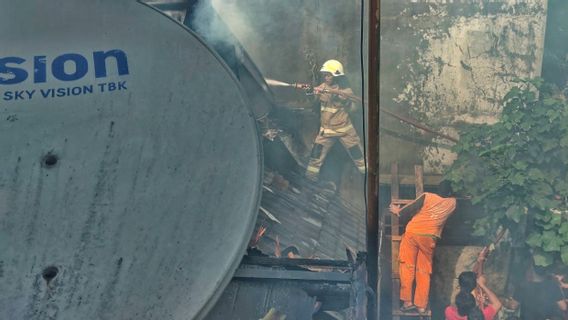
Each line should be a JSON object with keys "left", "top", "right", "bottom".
{"left": 390, "top": 163, "right": 431, "bottom": 320}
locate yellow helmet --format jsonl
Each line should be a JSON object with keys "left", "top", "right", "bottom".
{"left": 320, "top": 59, "right": 345, "bottom": 76}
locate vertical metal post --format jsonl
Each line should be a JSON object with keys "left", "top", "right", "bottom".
{"left": 390, "top": 163, "right": 401, "bottom": 320}
{"left": 366, "top": 0, "right": 380, "bottom": 319}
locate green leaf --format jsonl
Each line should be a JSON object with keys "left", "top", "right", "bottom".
{"left": 509, "top": 173, "right": 526, "bottom": 186}
{"left": 528, "top": 78, "right": 544, "bottom": 89}
{"left": 560, "top": 136, "right": 568, "bottom": 148}
{"left": 503, "top": 87, "right": 521, "bottom": 101}
{"left": 526, "top": 232, "right": 542, "bottom": 247}
{"left": 543, "top": 97, "right": 559, "bottom": 107}
{"left": 526, "top": 91, "right": 536, "bottom": 101}
{"left": 542, "top": 232, "right": 562, "bottom": 252}
{"left": 543, "top": 139, "right": 559, "bottom": 152}
{"left": 554, "top": 181, "right": 568, "bottom": 195}
{"left": 561, "top": 246, "right": 568, "bottom": 265}
{"left": 445, "top": 80, "right": 568, "bottom": 257}
{"left": 513, "top": 161, "right": 529, "bottom": 170}
{"left": 478, "top": 144, "right": 508, "bottom": 157}
{"left": 505, "top": 205, "right": 523, "bottom": 223}
{"left": 472, "top": 217, "right": 491, "bottom": 237}
{"left": 533, "top": 250, "right": 554, "bottom": 267}
{"left": 535, "top": 211, "right": 552, "bottom": 222}
{"left": 559, "top": 222, "right": 568, "bottom": 236}
{"left": 550, "top": 213, "right": 562, "bottom": 226}
{"left": 520, "top": 122, "right": 532, "bottom": 131}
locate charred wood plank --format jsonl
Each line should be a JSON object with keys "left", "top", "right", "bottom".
{"left": 234, "top": 268, "right": 352, "bottom": 283}
{"left": 242, "top": 256, "right": 351, "bottom": 268}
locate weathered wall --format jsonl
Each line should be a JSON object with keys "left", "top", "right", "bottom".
{"left": 380, "top": 0, "right": 548, "bottom": 175}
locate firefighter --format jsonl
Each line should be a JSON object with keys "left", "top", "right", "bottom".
{"left": 305, "top": 59, "right": 366, "bottom": 181}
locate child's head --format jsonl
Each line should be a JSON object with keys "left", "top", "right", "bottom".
{"left": 458, "top": 271, "right": 477, "bottom": 292}
{"left": 438, "top": 180, "right": 454, "bottom": 197}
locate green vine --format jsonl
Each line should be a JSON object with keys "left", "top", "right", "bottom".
{"left": 445, "top": 79, "right": 568, "bottom": 267}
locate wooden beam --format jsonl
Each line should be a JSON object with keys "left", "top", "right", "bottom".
{"left": 390, "top": 163, "right": 401, "bottom": 318}
{"left": 242, "top": 256, "right": 351, "bottom": 268}
{"left": 146, "top": 1, "right": 190, "bottom": 11}
{"left": 379, "top": 174, "right": 443, "bottom": 186}
{"left": 234, "top": 268, "right": 352, "bottom": 283}
{"left": 415, "top": 165, "right": 424, "bottom": 196}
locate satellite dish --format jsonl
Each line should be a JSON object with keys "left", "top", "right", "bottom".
{"left": 0, "top": 1, "right": 262, "bottom": 319}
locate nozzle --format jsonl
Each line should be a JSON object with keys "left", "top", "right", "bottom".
{"left": 292, "top": 83, "right": 312, "bottom": 90}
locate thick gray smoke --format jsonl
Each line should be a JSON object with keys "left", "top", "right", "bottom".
{"left": 192, "top": 0, "right": 365, "bottom": 94}
{"left": 190, "top": 0, "right": 242, "bottom": 48}
{"left": 191, "top": 0, "right": 368, "bottom": 212}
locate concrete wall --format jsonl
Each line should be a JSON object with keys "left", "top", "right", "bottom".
{"left": 380, "top": 0, "right": 548, "bottom": 174}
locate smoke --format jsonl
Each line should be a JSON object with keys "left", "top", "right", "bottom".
{"left": 191, "top": 0, "right": 367, "bottom": 210}
{"left": 209, "top": 0, "right": 257, "bottom": 47}
{"left": 191, "top": 0, "right": 364, "bottom": 90}
{"left": 190, "top": 0, "right": 256, "bottom": 49}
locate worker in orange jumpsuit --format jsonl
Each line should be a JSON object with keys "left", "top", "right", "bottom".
{"left": 389, "top": 183, "right": 457, "bottom": 314}
{"left": 305, "top": 59, "right": 366, "bottom": 181}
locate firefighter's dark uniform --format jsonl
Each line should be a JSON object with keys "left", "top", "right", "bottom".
{"left": 306, "top": 83, "right": 365, "bottom": 180}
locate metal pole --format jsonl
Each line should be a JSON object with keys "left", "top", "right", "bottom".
{"left": 366, "top": 0, "right": 380, "bottom": 319}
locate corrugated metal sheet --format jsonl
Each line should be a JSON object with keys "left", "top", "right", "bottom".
{"left": 254, "top": 170, "right": 366, "bottom": 260}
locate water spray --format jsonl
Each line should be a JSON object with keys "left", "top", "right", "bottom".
{"left": 265, "top": 78, "right": 292, "bottom": 87}
{"left": 265, "top": 78, "right": 312, "bottom": 90}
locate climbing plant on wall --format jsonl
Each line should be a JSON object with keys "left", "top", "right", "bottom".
{"left": 445, "top": 79, "right": 568, "bottom": 267}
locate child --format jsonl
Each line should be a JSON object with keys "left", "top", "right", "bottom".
{"left": 445, "top": 273, "right": 502, "bottom": 320}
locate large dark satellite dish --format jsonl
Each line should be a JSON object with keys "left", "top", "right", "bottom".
{"left": 0, "top": 1, "right": 262, "bottom": 319}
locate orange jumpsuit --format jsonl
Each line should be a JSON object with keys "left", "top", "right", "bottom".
{"left": 399, "top": 192, "right": 456, "bottom": 309}
{"left": 305, "top": 83, "right": 365, "bottom": 180}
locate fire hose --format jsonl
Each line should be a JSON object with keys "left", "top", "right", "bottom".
{"left": 291, "top": 82, "right": 363, "bottom": 103}
{"left": 265, "top": 78, "right": 458, "bottom": 143}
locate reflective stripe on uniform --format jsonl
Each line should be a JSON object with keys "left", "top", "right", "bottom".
{"left": 306, "top": 165, "right": 320, "bottom": 173}
{"left": 320, "top": 124, "right": 353, "bottom": 135}
{"left": 321, "top": 107, "right": 339, "bottom": 113}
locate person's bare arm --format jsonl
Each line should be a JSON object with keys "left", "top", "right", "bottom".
{"left": 477, "top": 275, "right": 502, "bottom": 313}
{"left": 559, "top": 278, "right": 568, "bottom": 289}
{"left": 557, "top": 299, "right": 567, "bottom": 312}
